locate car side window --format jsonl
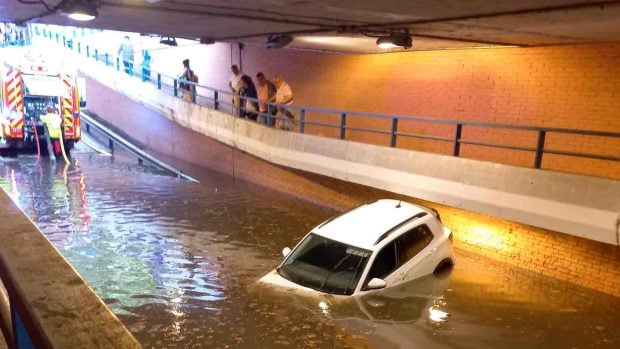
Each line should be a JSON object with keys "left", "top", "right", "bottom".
{"left": 395, "top": 224, "right": 434, "bottom": 266}
{"left": 363, "top": 225, "right": 434, "bottom": 289}
{"left": 366, "top": 242, "right": 397, "bottom": 281}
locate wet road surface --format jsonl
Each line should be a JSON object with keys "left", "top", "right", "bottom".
{"left": 1, "top": 147, "right": 618, "bottom": 349}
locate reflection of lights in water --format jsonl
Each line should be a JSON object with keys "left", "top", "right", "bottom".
{"left": 9, "top": 169, "right": 19, "bottom": 199}
{"left": 170, "top": 309, "right": 184, "bottom": 317}
{"left": 428, "top": 307, "right": 449, "bottom": 323}
{"left": 172, "top": 320, "right": 181, "bottom": 336}
{"left": 318, "top": 300, "right": 331, "bottom": 315}
{"left": 78, "top": 173, "right": 91, "bottom": 228}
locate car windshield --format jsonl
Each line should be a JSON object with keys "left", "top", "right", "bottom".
{"left": 278, "top": 233, "right": 370, "bottom": 295}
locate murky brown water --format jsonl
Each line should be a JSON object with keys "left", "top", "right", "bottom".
{"left": 1, "top": 147, "right": 618, "bottom": 349}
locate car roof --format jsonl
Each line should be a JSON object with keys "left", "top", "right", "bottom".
{"left": 312, "top": 199, "right": 431, "bottom": 250}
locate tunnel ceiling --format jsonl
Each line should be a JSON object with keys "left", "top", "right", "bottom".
{"left": 3, "top": 0, "right": 620, "bottom": 52}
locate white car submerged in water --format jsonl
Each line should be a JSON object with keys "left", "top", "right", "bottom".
{"left": 260, "top": 199, "right": 455, "bottom": 296}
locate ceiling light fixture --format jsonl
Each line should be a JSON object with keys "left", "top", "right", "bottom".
{"left": 65, "top": 0, "right": 99, "bottom": 21}
{"left": 159, "top": 36, "right": 178, "bottom": 46}
{"left": 200, "top": 36, "right": 215, "bottom": 45}
{"left": 266, "top": 34, "right": 294, "bottom": 49}
{"left": 376, "top": 33, "right": 412, "bottom": 50}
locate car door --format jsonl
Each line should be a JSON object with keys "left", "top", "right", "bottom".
{"left": 360, "top": 224, "right": 436, "bottom": 291}
{"left": 393, "top": 224, "right": 436, "bottom": 283}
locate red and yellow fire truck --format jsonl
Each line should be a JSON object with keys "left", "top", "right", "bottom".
{"left": 0, "top": 63, "right": 82, "bottom": 157}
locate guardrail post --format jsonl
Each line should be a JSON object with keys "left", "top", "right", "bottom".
{"left": 86, "top": 124, "right": 90, "bottom": 134}
{"left": 300, "top": 109, "right": 305, "bottom": 133}
{"left": 63, "top": 35, "right": 66, "bottom": 47}
{"left": 55, "top": 33, "right": 59, "bottom": 43}
{"left": 453, "top": 123, "right": 462, "bottom": 156}
{"left": 340, "top": 113, "right": 347, "bottom": 140}
{"left": 534, "top": 130, "right": 546, "bottom": 168}
{"left": 94, "top": 49, "right": 98, "bottom": 62}
{"left": 86, "top": 45, "right": 90, "bottom": 58}
{"left": 173, "top": 79, "right": 178, "bottom": 97}
{"left": 109, "top": 139, "right": 114, "bottom": 153}
{"left": 191, "top": 87, "right": 196, "bottom": 103}
{"left": 116, "top": 57, "right": 120, "bottom": 71}
{"left": 390, "top": 117, "right": 398, "bottom": 147}
{"left": 104, "top": 53, "right": 109, "bottom": 66}
{"left": 267, "top": 104, "right": 273, "bottom": 126}
{"left": 157, "top": 73, "right": 162, "bottom": 89}
{"left": 214, "top": 91, "right": 219, "bottom": 110}
{"left": 77, "top": 42, "right": 81, "bottom": 54}
{"left": 236, "top": 96, "right": 242, "bottom": 117}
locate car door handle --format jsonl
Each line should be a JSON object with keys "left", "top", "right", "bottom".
{"left": 428, "top": 247, "right": 437, "bottom": 256}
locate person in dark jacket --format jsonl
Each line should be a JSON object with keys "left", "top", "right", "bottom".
{"left": 240, "top": 75, "right": 258, "bottom": 120}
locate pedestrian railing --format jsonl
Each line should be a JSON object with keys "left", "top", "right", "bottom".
{"left": 80, "top": 112, "right": 199, "bottom": 183}
{"left": 32, "top": 28, "right": 620, "bottom": 177}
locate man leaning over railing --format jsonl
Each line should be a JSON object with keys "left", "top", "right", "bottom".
{"left": 274, "top": 74, "right": 295, "bottom": 130}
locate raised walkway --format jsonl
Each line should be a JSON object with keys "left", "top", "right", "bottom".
{"left": 0, "top": 191, "right": 140, "bottom": 348}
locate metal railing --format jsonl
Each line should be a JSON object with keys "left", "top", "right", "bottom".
{"left": 80, "top": 112, "right": 199, "bottom": 183}
{"left": 33, "top": 28, "right": 620, "bottom": 173}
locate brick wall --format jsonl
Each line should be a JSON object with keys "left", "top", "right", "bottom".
{"left": 150, "top": 41, "right": 620, "bottom": 179}
{"left": 85, "top": 75, "right": 620, "bottom": 297}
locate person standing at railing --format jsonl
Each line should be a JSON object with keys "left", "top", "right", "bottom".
{"left": 179, "top": 59, "right": 198, "bottom": 102}
{"left": 117, "top": 36, "right": 134, "bottom": 75}
{"left": 229, "top": 65, "right": 243, "bottom": 116}
{"left": 240, "top": 75, "right": 259, "bottom": 120}
{"left": 256, "top": 72, "right": 277, "bottom": 126}
{"left": 141, "top": 49, "right": 151, "bottom": 82}
{"left": 274, "top": 74, "right": 295, "bottom": 130}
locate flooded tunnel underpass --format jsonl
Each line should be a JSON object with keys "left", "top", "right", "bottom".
{"left": 0, "top": 144, "right": 618, "bottom": 349}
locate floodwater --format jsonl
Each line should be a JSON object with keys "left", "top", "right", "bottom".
{"left": 1, "top": 146, "right": 618, "bottom": 349}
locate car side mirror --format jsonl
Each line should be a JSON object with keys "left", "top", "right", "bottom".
{"left": 366, "top": 278, "right": 387, "bottom": 290}
{"left": 282, "top": 247, "right": 291, "bottom": 257}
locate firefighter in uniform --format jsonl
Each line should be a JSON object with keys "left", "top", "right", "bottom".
{"left": 40, "top": 105, "right": 63, "bottom": 159}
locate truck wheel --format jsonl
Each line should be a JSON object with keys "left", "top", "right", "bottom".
{"left": 0, "top": 140, "right": 18, "bottom": 157}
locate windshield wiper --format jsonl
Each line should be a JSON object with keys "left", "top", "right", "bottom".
{"left": 344, "top": 255, "right": 365, "bottom": 294}
{"left": 319, "top": 253, "right": 353, "bottom": 292}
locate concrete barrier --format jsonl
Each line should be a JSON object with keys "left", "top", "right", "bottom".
{"left": 0, "top": 190, "right": 141, "bottom": 348}
{"left": 76, "top": 55, "right": 620, "bottom": 247}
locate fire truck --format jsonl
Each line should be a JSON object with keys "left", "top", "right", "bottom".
{"left": 0, "top": 62, "right": 82, "bottom": 157}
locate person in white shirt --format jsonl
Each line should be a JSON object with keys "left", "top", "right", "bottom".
{"left": 229, "top": 65, "right": 243, "bottom": 115}
{"left": 274, "top": 74, "right": 295, "bottom": 130}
